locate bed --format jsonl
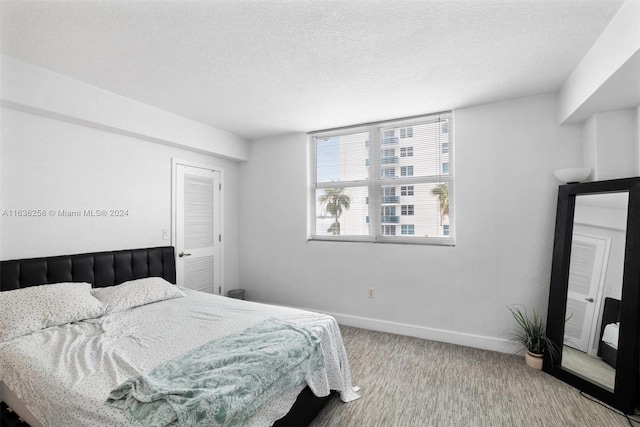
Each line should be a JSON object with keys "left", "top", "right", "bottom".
{"left": 597, "top": 297, "right": 620, "bottom": 369}
{"left": 0, "top": 246, "right": 359, "bottom": 427}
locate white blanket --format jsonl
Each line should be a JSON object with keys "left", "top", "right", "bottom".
{"left": 602, "top": 322, "right": 619, "bottom": 350}
{"left": 0, "top": 289, "right": 359, "bottom": 427}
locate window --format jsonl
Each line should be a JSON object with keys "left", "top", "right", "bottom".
{"left": 381, "top": 168, "right": 395, "bottom": 178}
{"left": 401, "top": 166, "right": 413, "bottom": 176}
{"left": 400, "top": 147, "right": 413, "bottom": 157}
{"left": 381, "top": 206, "right": 397, "bottom": 223}
{"left": 382, "top": 206, "right": 396, "bottom": 215}
{"left": 382, "top": 130, "right": 397, "bottom": 145}
{"left": 401, "top": 185, "right": 414, "bottom": 196}
{"left": 382, "top": 225, "right": 396, "bottom": 236}
{"left": 382, "top": 186, "right": 398, "bottom": 204}
{"left": 400, "top": 127, "right": 413, "bottom": 138}
{"left": 309, "top": 111, "right": 454, "bottom": 245}
{"left": 381, "top": 149, "right": 397, "bottom": 165}
{"left": 401, "top": 224, "right": 415, "bottom": 235}
{"left": 401, "top": 205, "right": 414, "bottom": 215}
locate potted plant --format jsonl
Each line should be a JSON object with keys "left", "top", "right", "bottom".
{"left": 508, "top": 305, "right": 558, "bottom": 369}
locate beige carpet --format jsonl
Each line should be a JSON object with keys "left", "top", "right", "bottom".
{"left": 309, "top": 326, "right": 633, "bottom": 427}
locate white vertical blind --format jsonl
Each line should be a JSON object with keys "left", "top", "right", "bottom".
{"left": 568, "top": 241, "right": 597, "bottom": 295}
{"left": 181, "top": 170, "right": 216, "bottom": 293}
{"left": 564, "top": 299, "right": 587, "bottom": 344}
{"left": 310, "top": 112, "right": 454, "bottom": 245}
{"left": 184, "top": 174, "right": 214, "bottom": 250}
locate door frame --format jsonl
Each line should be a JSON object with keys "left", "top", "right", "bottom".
{"left": 575, "top": 232, "right": 611, "bottom": 355}
{"left": 171, "top": 158, "right": 224, "bottom": 294}
{"left": 564, "top": 232, "right": 611, "bottom": 354}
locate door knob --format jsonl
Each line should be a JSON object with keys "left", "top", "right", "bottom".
{"left": 585, "top": 297, "right": 594, "bottom": 302}
{"left": 179, "top": 252, "right": 192, "bottom": 257}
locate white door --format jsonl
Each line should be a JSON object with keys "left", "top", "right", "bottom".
{"left": 563, "top": 234, "right": 609, "bottom": 353}
{"left": 175, "top": 163, "right": 221, "bottom": 294}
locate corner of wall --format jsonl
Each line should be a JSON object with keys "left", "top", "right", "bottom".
{"left": 582, "top": 115, "right": 598, "bottom": 179}
{"left": 582, "top": 109, "right": 639, "bottom": 180}
{"left": 558, "top": 0, "right": 640, "bottom": 124}
{"left": 637, "top": 106, "right": 640, "bottom": 175}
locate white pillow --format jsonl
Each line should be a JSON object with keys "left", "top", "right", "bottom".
{"left": 92, "top": 277, "right": 185, "bottom": 314}
{"left": 0, "top": 282, "right": 106, "bottom": 342}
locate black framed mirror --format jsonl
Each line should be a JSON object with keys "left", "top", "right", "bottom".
{"left": 546, "top": 177, "right": 640, "bottom": 413}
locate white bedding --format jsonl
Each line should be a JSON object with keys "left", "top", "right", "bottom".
{"left": 602, "top": 322, "right": 619, "bottom": 350}
{"left": 0, "top": 289, "right": 359, "bottom": 426}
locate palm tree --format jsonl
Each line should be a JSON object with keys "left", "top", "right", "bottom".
{"left": 431, "top": 183, "right": 449, "bottom": 225}
{"left": 318, "top": 188, "right": 351, "bottom": 235}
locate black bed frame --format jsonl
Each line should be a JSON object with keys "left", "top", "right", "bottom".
{"left": 598, "top": 297, "right": 621, "bottom": 369}
{"left": 0, "top": 246, "right": 333, "bottom": 427}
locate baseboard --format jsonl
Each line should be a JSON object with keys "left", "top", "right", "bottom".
{"left": 334, "top": 312, "right": 514, "bottom": 354}
{"left": 278, "top": 303, "right": 514, "bottom": 354}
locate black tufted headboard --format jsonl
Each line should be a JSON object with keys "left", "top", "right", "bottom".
{"left": 0, "top": 246, "right": 176, "bottom": 291}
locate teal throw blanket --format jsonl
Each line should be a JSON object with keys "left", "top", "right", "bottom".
{"left": 106, "top": 318, "right": 324, "bottom": 427}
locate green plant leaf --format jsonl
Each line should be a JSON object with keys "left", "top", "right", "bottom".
{"left": 507, "top": 305, "right": 559, "bottom": 360}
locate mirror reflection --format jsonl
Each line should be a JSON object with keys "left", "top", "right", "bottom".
{"left": 561, "top": 192, "right": 629, "bottom": 391}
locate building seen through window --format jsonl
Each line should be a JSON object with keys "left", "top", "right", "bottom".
{"left": 310, "top": 112, "right": 454, "bottom": 244}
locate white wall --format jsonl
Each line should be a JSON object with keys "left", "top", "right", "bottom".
{"left": 558, "top": 0, "right": 640, "bottom": 123}
{"left": 0, "top": 57, "right": 245, "bottom": 290}
{"left": 0, "top": 107, "right": 241, "bottom": 290}
{"left": 239, "top": 94, "right": 583, "bottom": 352}
{"left": 582, "top": 109, "right": 638, "bottom": 180}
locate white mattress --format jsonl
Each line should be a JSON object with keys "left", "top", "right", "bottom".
{"left": 0, "top": 289, "right": 359, "bottom": 426}
{"left": 602, "top": 321, "right": 619, "bottom": 350}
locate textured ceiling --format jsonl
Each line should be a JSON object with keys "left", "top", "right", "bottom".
{"left": 0, "top": 0, "right": 626, "bottom": 140}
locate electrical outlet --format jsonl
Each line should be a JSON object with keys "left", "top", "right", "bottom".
{"left": 368, "top": 288, "right": 375, "bottom": 298}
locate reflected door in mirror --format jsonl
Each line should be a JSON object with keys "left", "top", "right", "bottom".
{"left": 560, "top": 192, "right": 628, "bottom": 392}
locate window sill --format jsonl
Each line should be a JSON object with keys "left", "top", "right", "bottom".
{"left": 307, "top": 236, "right": 455, "bottom": 246}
